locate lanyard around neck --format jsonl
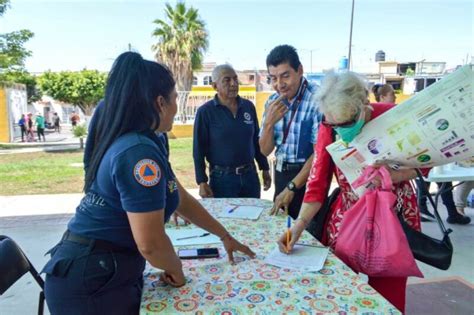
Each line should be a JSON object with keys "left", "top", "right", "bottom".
{"left": 281, "top": 79, "right": 308, "bottom": 145}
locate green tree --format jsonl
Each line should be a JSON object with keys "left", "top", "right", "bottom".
{"left": 1, "top": 0, "right": 38, "bottom": 103}
{"left": 1, "top": 0, "right": 10, "bottom": 16}
{"left": 0, "top": 70, "right": 41, "bottom": 103}
{"left": 1, "top": 0, "right": 34, "bottom": 71}
{"left": 38, "top": 70, "right": 107, "bottom": 115}
{"left": 152, "top": 2, "right": 209, "bottom": 91}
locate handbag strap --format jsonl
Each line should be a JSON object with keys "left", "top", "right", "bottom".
{"left": 396, "top": 169, "right": 452, "bottom": 236}
{"left": 352, "top": 166, "right": 392, "bottom": 191}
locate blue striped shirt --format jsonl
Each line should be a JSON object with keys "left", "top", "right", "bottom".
{"left": 260, "top": 78, "right": 321, "bottom": 163}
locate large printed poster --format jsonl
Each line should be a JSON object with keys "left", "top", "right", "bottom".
{"left": 327, "top": 64, "right": 473, "bottom": 195}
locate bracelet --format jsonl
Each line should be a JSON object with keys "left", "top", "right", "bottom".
{"left": 296, "top": 217, "right": 310, "bottom": 227}
{"left": 220, "top": 232, "right": 233, "bottom": 241}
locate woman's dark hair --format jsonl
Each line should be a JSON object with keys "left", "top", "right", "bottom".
{"left": 372, "top": 83, "right": 393, "bottom": 102}
{"left": 84, "top": 51, "right": 175, "bottom": 192}
{"left": 266, "top": 44, "right": 301, "bottom": 71}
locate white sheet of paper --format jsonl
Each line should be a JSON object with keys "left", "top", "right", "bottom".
{"left": 218, "top": 205, "right": 265, "bottom": 220}
{"left": 167, "top": 227, "right": 220, "bottom": 246}
{"left": 264, "top": 244, "right": 329, "bottom": 272}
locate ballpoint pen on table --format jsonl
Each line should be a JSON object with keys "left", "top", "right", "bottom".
{"left": 228, "top": 205, "right": 239, "bottom": 213}
{"left": 176, "top": 233, "right": 210, "bottom": 240}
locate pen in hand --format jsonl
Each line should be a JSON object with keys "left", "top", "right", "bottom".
{"left": 176, "top": 233, "right": 210, "bottom": 240}
{"left": 286, "top": 216, "right": 291, "bottom": 254}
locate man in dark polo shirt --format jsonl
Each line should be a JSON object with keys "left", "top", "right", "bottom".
{"left": 193, "top": 64, "right": 271, "bottom": 198}
{"left": 259, "top": 45, "right": 321, "bottom": 219}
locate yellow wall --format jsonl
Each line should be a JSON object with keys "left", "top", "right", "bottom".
{"left": 0, "top": 87, "right": 8, "bottom": 142}
{"left": 169, "top": 124, "right": 193, "bottom": 139}
{"left": 191, "top": 86, "right": 256, "bottom": 93}
{"left": 256, "top": 91, "right": 272, "bottom": 123}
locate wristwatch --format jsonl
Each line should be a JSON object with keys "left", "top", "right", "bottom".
{"left": 286, "top": 181, "right": 298, "bottom": 192}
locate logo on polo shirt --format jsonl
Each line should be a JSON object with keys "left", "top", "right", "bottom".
{"left": 134, "top": 159, "right": 161, "bottom": 187}
{"left": 243, "top": 112, "right": 253, "bottom": 124}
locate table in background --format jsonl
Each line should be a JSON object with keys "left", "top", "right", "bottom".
{"left": 140, "top": 198, "right": 400, "bottom": 314}
{"left": 425, "top": 163, "right": 474, "bottom": 211}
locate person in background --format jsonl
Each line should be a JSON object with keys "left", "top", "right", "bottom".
{"left": 42, "top": 52, "right": 255, "bottom": 314}
{"left": 259, "top": 44, "right": 321, "bottom": 219}
{"left": 278, "top": 71, "right": 424, "bottom": 312}
{"left": 18, "top": 114, "right": 27, "bottom": 142}
{"left": 70, "top": 110, "right": 79, "bottom": 127}
{"left": 35, "top": 112, "right": 46, "bottom": 142}
{"left": 454, "top": 181, "right": 474, "bottom": 216}
{"left": 372, "top": 83, "right": 396, "bottom": 103}
{"left": 53, "top": 112, "right": 61, "bottom": 133}
{"left": 193, "top": 64, "right": 271, "bottom": 198}
{"left": 26, "top": 112, "right": 35, "bottom": 142}
{"left": 416, "top": 180, "right": 471, "bottom": 224}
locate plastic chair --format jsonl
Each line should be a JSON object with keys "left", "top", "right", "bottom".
{"left": 0, "top": 235, "right": 45, "bottom": 315}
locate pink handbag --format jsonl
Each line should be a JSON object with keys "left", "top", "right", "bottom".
{"left": 335, "top": 166, "right": 423, "bottom": 278}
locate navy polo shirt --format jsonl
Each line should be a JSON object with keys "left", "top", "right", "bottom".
{"left": 69, "top": 130, "right": 179, "bottom": 250}
{"left": 193, "top": 95, "right": 270, "bottom": 184}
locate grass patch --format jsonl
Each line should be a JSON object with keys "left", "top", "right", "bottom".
{"left": 0, "top": 137, "right": 196, "bottom": 196}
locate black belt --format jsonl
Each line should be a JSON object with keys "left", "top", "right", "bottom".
{"left": 61, "top": 230, "right": 133, "bottom": 253}
{"left": 212, "top": 163, "right": 254, "bottom": 175}
{"left": 280, "top": 162, "right": 305, "bottom": 171}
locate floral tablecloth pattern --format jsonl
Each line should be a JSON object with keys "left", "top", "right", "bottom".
{"left": 141, "top": 198, "right": 400, "bottom": 314}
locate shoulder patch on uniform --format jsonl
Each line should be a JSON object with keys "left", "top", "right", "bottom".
{"left": 133, "top": 159, "right": 161, "bottom": 187}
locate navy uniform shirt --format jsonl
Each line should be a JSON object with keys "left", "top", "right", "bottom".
{"left": 69, "top": 130, "right": 179, "bottom": 250}
{"left": 193, "top": 95, "right": 270, "bottom": 184}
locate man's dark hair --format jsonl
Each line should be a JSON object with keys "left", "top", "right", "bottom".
{"left": 266, "top": 45, "right": 301, "bottom": 71}
{"left": 84, "top": 51, "right": 175, "bottom": 192}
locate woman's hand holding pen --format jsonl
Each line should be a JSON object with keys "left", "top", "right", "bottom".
{"left": 277, "top": 219, "right": 305, "bottom": 254}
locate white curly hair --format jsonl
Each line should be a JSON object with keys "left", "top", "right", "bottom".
{"left": 317, "top": 71, "right": 368, "bottom": 122}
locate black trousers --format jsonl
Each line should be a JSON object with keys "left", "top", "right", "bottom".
{"left": 416, "top": 179, "right": 457, "bottom": 217}
{"left": 37, "top": 127, "right": 45, "bottom": 141}
{"left": 274, "top": 166, "right": 306, "bottom": 219}
{"left": 43, "top": 239, "right": 145, "bottom": 315}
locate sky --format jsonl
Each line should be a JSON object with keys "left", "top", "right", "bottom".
{"left": 1, "top": 0, "right": 473, "bottom": 74}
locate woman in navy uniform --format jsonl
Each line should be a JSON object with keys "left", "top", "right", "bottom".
{"left": 42, "top": 52, "right": 255, "bottom": 315}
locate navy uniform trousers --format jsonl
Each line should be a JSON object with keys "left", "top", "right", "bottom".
{"left": 42, "top": 238, "right": 145, "bottom": 315}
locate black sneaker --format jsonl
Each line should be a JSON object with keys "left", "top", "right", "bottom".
{"left": 447, "top": 214, "right": 471, "bottom": 225}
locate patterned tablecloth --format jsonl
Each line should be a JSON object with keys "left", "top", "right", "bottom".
{"left": 140, "top": 198, "right": 400, "bottom": 314}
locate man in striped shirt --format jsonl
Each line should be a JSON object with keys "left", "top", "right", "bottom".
{"left": 259, "top": 45, "right": 322, "bottom": 219}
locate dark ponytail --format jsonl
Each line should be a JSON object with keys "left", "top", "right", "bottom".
{"left": 84, "top": 52, "right": 175, "bottom": 192}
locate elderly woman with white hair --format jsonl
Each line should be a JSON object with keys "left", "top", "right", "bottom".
{"left": 278, "top": 71, "right": 424, "bottom": 312}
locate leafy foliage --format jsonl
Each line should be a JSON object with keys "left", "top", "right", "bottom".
{"left": 72, "top": 123, "right": 87, "bottom": 138}
{"left": 0, "top": 29, "right": 34, "bottom": 71}
{"left": 38, "top": 70, "right": 107, "bottom": 115}
{"left": 0, "top": 70, "right": 41, "bottom": 103}
{"left": 0, "top": 0, "right": 10, "bottom": 17}
{"left": 152, "top": 2, "right": 209, "bottom": 91}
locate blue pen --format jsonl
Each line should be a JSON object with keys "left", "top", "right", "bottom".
{"left": 286, "top": 216, "right": 291, "bottom": 253}
{"left": 228, "top": 205, "right": 239, "bottom": 213}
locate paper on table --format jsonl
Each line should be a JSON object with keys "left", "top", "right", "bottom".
{"left": 218, "top": 205, "right": 265, "bottom": 220}
{"left": 264, "top": 244, "right": 329, "bottom": 272}
{"left": 167, "top": 227, "right": 220, "bottom": 246}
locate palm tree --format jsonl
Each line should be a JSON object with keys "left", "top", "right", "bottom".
{"left": 152, "top": 2, "right": 209, "bottom": 91}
